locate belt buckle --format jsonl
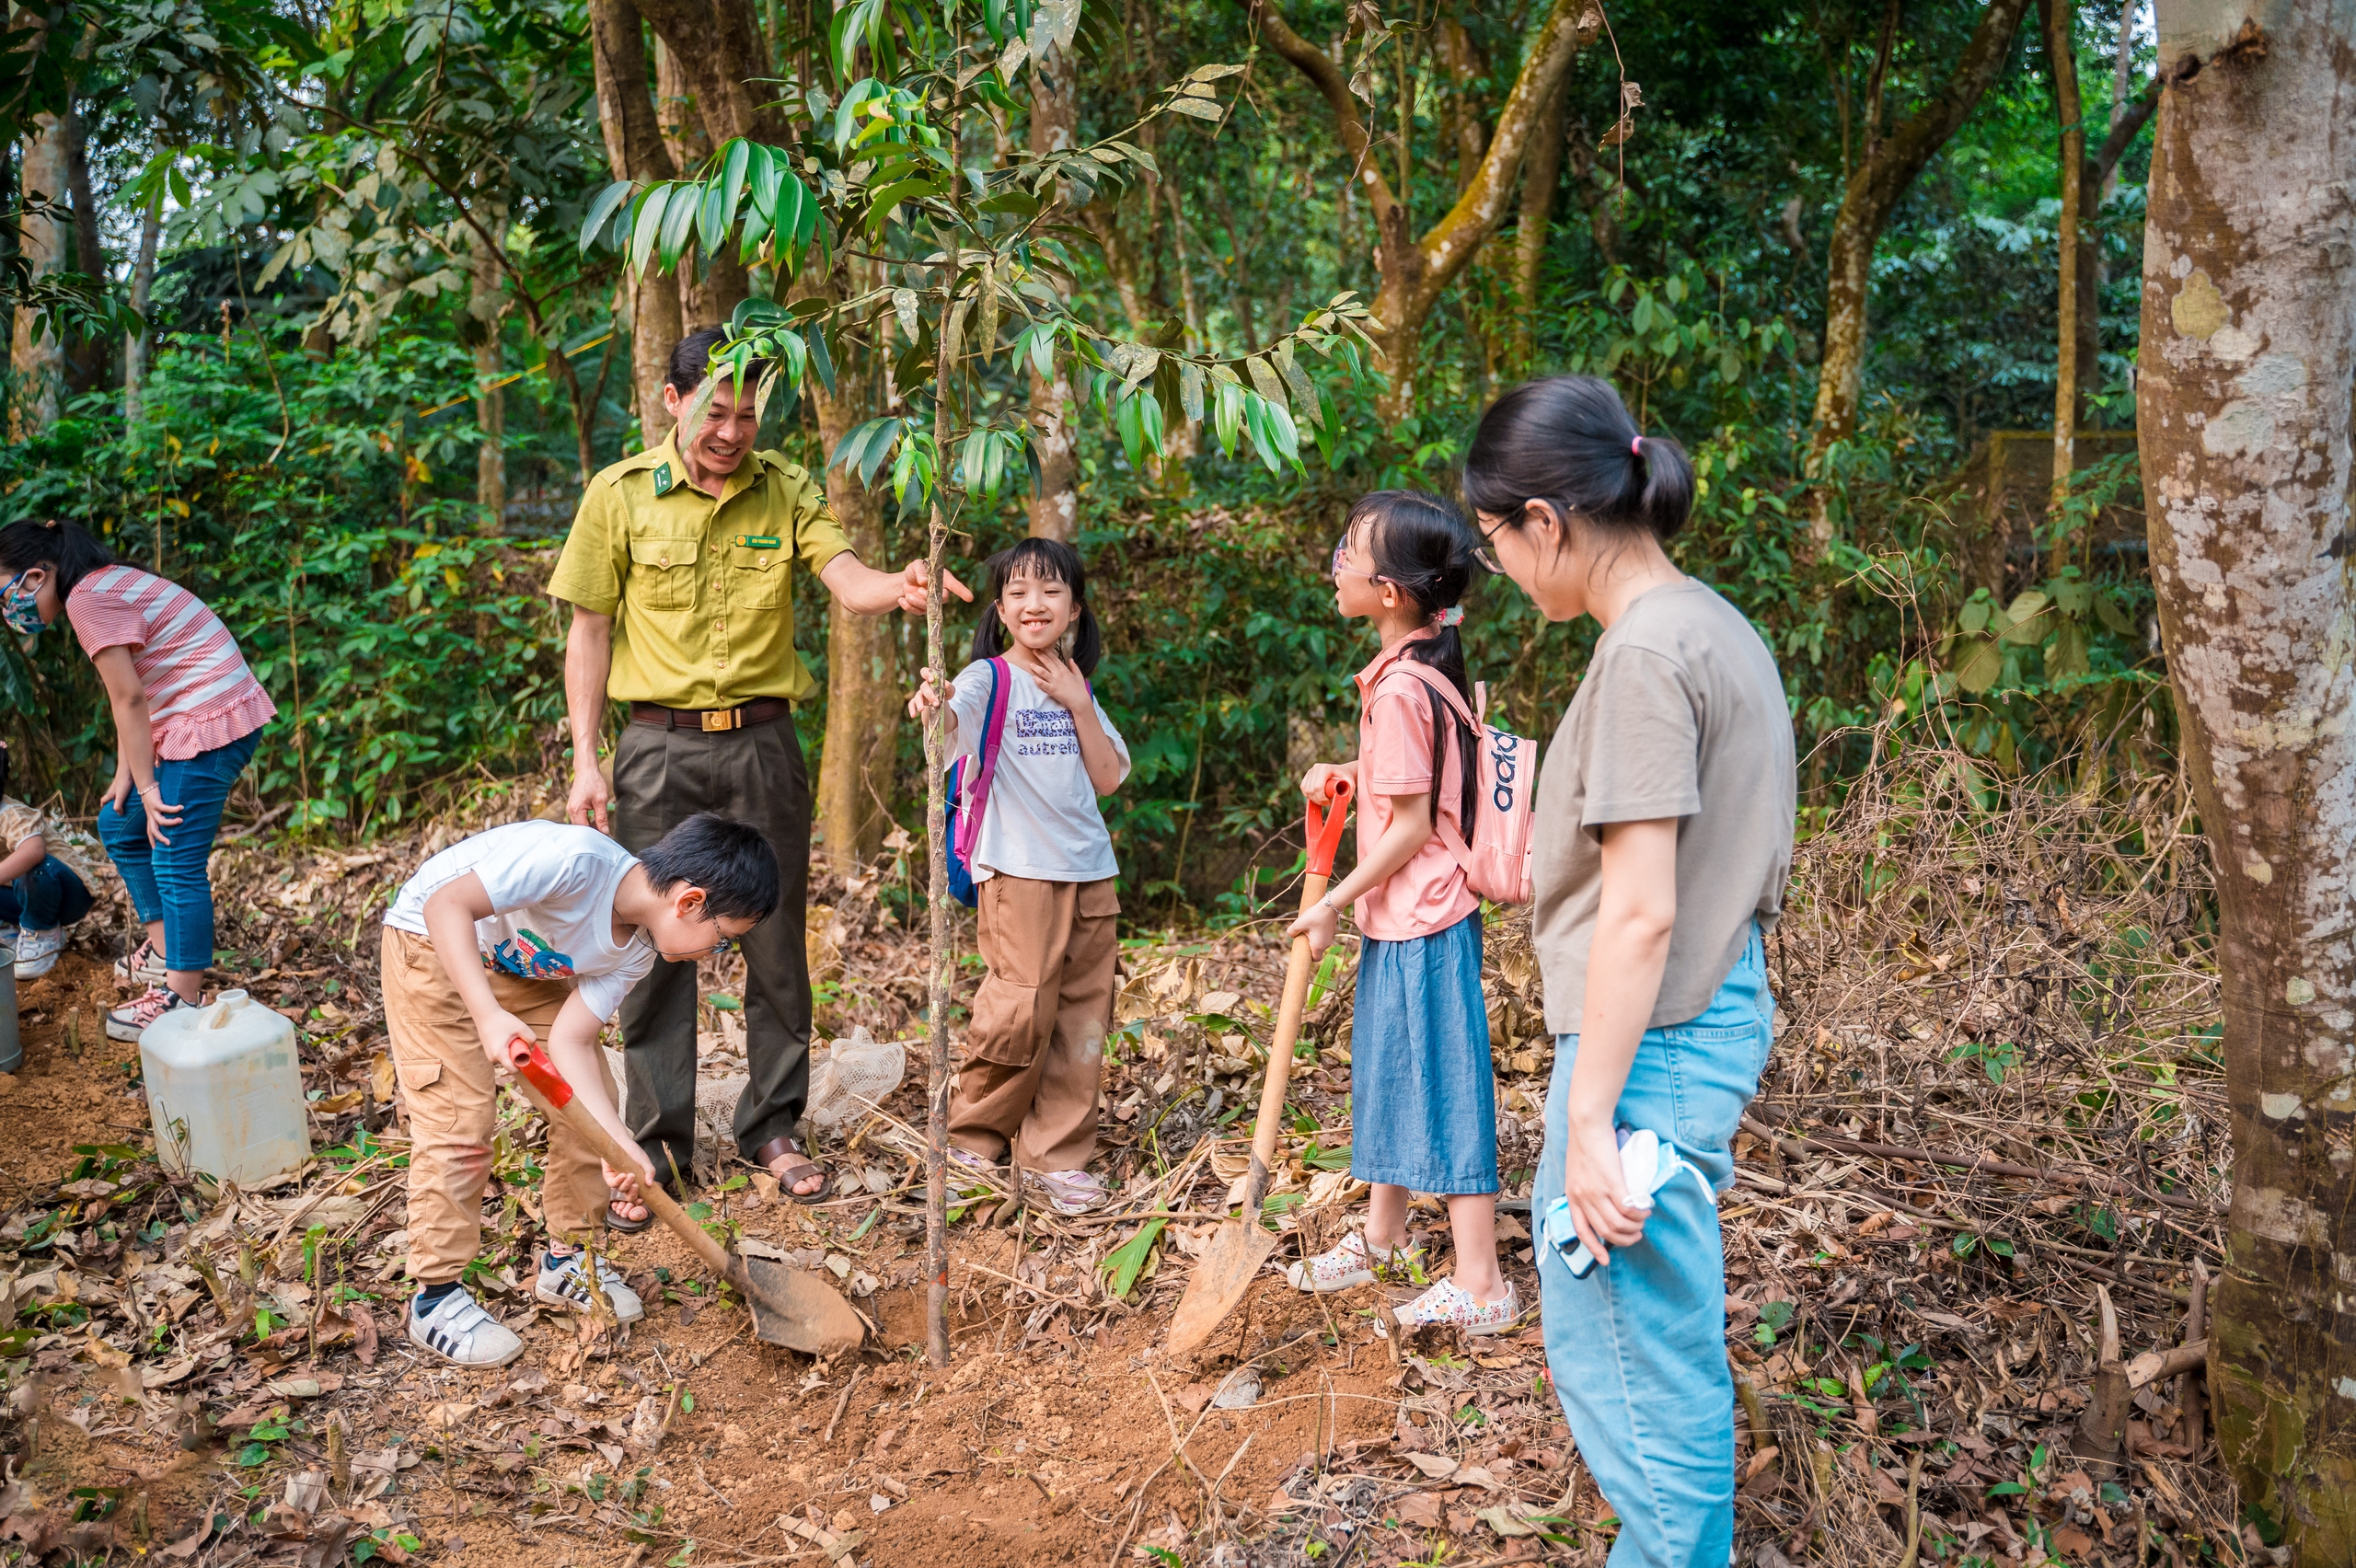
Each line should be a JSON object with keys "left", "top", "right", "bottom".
{"left": 701, "top": 708, "right": 737, "bottom": 732}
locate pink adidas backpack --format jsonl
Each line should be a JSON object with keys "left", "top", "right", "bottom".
{"left": 1391, "top": 662, "right": 1536, "bottom": 905}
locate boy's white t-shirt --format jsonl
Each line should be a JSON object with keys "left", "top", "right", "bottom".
{"left": 385, "top": 822, "right": 657, "bottom": 1022}
{"left": 948, "top": 657, "right": 1129, "bottom": 884}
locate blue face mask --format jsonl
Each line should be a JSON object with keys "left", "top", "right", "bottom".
{"left": 2, "top": 571, "right": 47, "bottom": 636}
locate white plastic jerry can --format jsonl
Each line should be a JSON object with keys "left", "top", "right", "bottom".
{"left": 140, "top": 988, "right": 310, "bottom": 1187}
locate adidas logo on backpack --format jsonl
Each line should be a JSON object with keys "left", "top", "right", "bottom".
{"left": 1391, "top": 663, "right": 1537, "bottom": 905}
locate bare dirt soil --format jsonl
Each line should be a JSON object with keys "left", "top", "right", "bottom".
{"left": 0, "top": 752, "right": 2254, "bottom": 1567}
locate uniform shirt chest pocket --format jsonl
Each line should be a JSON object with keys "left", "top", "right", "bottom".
{"left": 627, "top": 536, "right": 700, "bottom": 611}
{"left": 726, "top": 538, "right": 785, "bottom": 608}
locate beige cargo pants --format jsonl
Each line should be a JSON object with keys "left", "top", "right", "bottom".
{"left": 947, "top": 875, "right": 1119, "bottom": 1174}
{"left": 381, "top": 927, "right": 618, "bottom": 1286}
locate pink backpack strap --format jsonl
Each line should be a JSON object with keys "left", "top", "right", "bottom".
{"left": 1384, "top": 661, "right": 1481, "bottom": 868}
{"left": 953, "top": 658, "right": 1011, "bottom": 862}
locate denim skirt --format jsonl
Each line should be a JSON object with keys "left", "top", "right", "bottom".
{"left": 1348, "top": 912, "right": 1496, "bottom": 1194}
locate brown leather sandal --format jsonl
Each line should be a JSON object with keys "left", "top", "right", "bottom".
{"left": 753, "top": 1136, "right": 831, "bottom": 1205}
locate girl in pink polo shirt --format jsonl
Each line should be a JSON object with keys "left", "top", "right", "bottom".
{"left": 1286, "top": 490, "right": 1513, "bottom": 1333}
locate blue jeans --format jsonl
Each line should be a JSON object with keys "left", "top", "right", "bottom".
{"left": 0, "top": 855, "right": 93, "bottom": 931}
{"left": 98, "top": 730, "right": 261, "bottom": 974}
{"left": 1350, "top": 913, "right": 1496, "bottom": 1193}
{"left": 1537, "top": 926, "right": 1773, "bottom": 1568}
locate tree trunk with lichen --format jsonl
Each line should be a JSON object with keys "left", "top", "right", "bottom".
{"left": 2139, "top": 1, "right": 2356, "bottom": 1553}
{"left": 2041, "top": 0, "right": 2087, "bottom": 574}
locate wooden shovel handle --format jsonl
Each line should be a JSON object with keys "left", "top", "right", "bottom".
{"left": 1242, "top": 780, "right": 1355, "bottom": 1215}
{"left": 506, "top": 1037, "right": 733, "bottom": 1276}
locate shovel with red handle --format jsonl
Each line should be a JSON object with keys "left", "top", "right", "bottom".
{"left": 1165, "top": 777, "right": 1354, "bottom": 1357}
{"left": 506, "top": 1036, "right": 865, "bottom": 1356}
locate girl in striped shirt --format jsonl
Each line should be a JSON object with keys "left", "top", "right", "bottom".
{"left": 1, "top": 520, "right": 277, "bottom": 1039}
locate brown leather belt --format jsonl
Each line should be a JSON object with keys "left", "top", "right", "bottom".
{"left": 630, "top": 698, "right": 791, "bottom": 732}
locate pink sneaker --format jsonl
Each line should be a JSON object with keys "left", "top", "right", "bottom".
{"left": 114, "top": 937, "right": 166, "bottom": 987}
{"left": 107, "top": 986, "right": 193, "bottom": 1043}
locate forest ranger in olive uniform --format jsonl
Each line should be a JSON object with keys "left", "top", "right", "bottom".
{"left": 549, "top": 328, "right": 967, "bottom": 1207}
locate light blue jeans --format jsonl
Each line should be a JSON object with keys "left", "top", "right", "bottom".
{"left": 1536, "top": 926, "right": 1773, "bottom": 1568}
{"left": 98, "top": 730, "right": 261, "bottom": 974}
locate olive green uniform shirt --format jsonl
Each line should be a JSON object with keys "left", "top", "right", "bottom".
{"left": 547, "top": 436, "right": 856, "bottom": 709}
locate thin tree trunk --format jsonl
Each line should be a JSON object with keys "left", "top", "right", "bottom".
{"left": 2042, "top": 0, "right": 2087, "bottom": 574}
{"left": 470, "top": 213, "right": 507, "bottom": 531}
{"left": 1028, "top": 40, "right": 1080, "bottom": 539}
{"left": 2139, "top": 4, "right": 2356, "bottom": 1554}
{"left": 1511, "top": 76, "right": 1567, "bottom": 374}
{"left": 592, "top": 0, "right": 683, "bottom": 447}
{"left": 9, "top": 111, "right": 67, "bottom": 438}
{"left": 124, "top": 187, "right": 161, "bottom": 426}
{"left": 1803, "top": 0, "right": 2034, "bottom": 554}
{"left": 921, "top": 282, "right": 953, "bottom": 1369}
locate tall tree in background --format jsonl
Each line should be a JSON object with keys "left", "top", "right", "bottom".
{"left": 2040, "top": 0, "right": 2159, "bottom": 573}
{"left": 1245, "top": 0, "right": 1601, "bottom": 421}
{"left": 9, "top": 109, "right": 65, "bottom": 436}
{"left": 1026, "top": 35, "right": 1079, "bottom": 539}
{"left": 591, "top": 0, "right": 683, "bottom": 445}
{"left": 2138, "top": 0, "right": 2356, "bottom": 1551}
{"left": 1805, "top": 0, "right": 2033, "bottom": 552}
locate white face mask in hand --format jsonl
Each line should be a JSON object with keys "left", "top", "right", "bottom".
{"left": 1542, "top": 1128, "right": 1715, "bottom": 1278}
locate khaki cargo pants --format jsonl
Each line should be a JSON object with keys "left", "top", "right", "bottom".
{"left": 382, "top": 927, "right": 618, "bottom": 1286}
{"left": 948, "top": 876, "right": 1119, "bottom": 1173}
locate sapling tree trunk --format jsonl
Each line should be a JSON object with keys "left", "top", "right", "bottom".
{"left": 922, "top": 277, "right": 954, "bottom": 1370}
{"left": 2139, "top": 0, "right": 2356, "bottom": 1550}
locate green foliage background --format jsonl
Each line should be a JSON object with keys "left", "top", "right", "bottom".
{"left": 0, "top": 0, "right": 2177, "bottom": 912}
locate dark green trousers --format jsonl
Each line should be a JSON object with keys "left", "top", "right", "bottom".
{"left": 611, "top": 715, "right": 812, "bottom": 1180}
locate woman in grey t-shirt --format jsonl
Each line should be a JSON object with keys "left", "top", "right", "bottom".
{"left": 1464, "top": 375, "right": 1793, "bottom": 1567}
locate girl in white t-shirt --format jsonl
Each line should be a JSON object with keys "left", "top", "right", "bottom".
{"left": 907, "top": 538, "right": 1130, "bottom": 1214}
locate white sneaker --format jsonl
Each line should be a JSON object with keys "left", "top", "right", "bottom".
{"left": 114, "top": 937, "right": 166, "bottom": 987}
{"left": 1027, "top": 1168, "right": 1108, "bottom": 1216}
{"left": 14, "top": 927, "right": 65, "bottom": 979}
{"left": 535, "top": 1251, "right": 645, "bottom": 1323}
{"left": 1286, "top": 1232, "right": 1427, "bottom": 1294}
{"left": 408, "top": 1285, "right": 525, "bottom": 1367}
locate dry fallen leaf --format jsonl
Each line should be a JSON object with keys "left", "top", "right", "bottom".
{"left": 1403, "top": 1451, "right": 1459, "bottom": 1479}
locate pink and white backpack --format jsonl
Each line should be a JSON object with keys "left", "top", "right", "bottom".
{"left": 1389, "top": 662, "right": 1537, "bottom": 905}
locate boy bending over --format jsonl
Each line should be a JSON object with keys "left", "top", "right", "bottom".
{"left": 384, "top": 812, "right": 776, "bottom": 1367}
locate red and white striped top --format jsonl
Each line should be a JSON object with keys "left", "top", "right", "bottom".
{"left": 66, "top": 566, "right": 278, "bottom": 760}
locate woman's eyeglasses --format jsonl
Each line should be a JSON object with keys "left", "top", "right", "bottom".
{"left": 1470, "top": 513, "right": 1509, "bottom": 576}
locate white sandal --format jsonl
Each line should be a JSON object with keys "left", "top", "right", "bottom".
{"left": 1394, "top": 1276, "right": 1522, "bottom": 1335}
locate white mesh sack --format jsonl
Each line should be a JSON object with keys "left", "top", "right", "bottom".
{"left": 807, "top": 1027, "right": 906, "bottom": 1129}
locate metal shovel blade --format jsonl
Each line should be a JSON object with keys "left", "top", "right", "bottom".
{"left": 1166, "top": 1216, "right": 1279, "bottom": 1358}
{"left": 733, "top": 1256, "right": 867, "bottom": 1356}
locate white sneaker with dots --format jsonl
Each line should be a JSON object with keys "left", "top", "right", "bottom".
{"left": 408, "top": 1285, "right": 525, "bottom": 1368}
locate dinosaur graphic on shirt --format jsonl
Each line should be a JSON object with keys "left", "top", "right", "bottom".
{"left": 485, "top": 928, "right": 576, "bottom": 980}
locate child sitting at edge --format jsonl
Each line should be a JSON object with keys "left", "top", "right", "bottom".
{"left": 1287, "top": 491, "right": 1516, "bottom": 1332}
{"left": 385, "top": 812, "right": 777, "bottom": 1367}
{"left": 0, "top": 742, "right": 98, "bottom": 980}
{"left": 907, "top": 537, "right": 1131, "bottom": 1216}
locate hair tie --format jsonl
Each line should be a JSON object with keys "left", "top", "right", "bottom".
{"left": 1630, "top": 436, "right": 1645, "bottom": 458}
{"left": 1434, "top": 605, "right": 1464, "bottom": 628}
